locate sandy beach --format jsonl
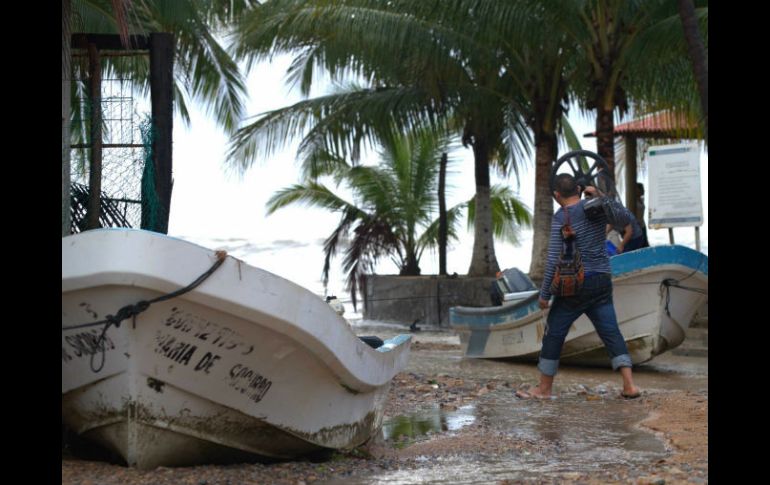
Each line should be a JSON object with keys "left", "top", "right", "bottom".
{"left": 62, "top": 329, "right": 707, "bottom": 484}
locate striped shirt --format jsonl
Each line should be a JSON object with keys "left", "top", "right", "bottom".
{"left": 540, "top": 198, "right": 625, "bottom": 301}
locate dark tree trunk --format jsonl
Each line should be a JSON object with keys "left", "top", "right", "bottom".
{"left": 528, "top": 132, "right": 557, "bottom": 285}
{"left": 401, "top": 252, "right": 421, "bottom": 275}
{"left": 596, "top": 106, "right": 616, "bottom": 177}
{"left": 467, "top": 136, "right": 499, "bottom": 276}
{"left": 438, "top": 152, "right": 448, "bottom": 275}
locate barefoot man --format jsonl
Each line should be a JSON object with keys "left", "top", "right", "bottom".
{"left": 517, "top": 174, "right": 641, "bottom": 400}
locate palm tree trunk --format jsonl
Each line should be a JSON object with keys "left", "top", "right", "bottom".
{"left": 677, "top": 0, "right": 708, "bottom": 144}
{"left": 467, "top": 137, "right": 499, "bottom": 276}
{"left": 62, "top": 0, "right": 72, "bottom": 236}
{"left": 438, "top": 152, "right": 448, "bottom": 275}
{"left": 596, "top": 105, "right": 616, "bottom": 176}
{"left": 528, "top": 133, "right": 557, "bottom": 285}
{"left": 402, "top": 251, "right": 421, "bottom": 275}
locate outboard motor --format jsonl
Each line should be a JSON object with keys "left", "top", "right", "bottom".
{"left": 490, "top": 268, "right": 537, "bottom": 306}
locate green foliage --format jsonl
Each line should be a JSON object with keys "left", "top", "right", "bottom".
{"left": 267, "top": 127, "right": 532, "bottom": 308}
{"left": 70, "top": 0, "right": 256, "bottom": 134}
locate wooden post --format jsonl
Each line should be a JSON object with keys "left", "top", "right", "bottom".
{"left": 62, "top": 0, "right": 72, "bottom": 236}
{"left": 625, "top": 135, "right": 637, "bottom": 215}
{"left": 150, "top": 33, "right": 175, "bottom": 233}
{"left": 86, "top": 43, "right": 102, "bottom": 230}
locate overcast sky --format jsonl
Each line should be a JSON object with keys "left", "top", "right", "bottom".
{"left": 166, "top": 54, "right": 708, "bottom": 285}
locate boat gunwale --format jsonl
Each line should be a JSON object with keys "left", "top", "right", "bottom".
{"left": 449, "top": 261, "right": 707, "bottom": 331}
{"left": 62, "top": 229, "right": 411, "bottom": 393}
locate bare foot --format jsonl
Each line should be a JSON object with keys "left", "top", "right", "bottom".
{"left": 515, "top": 387, "right": 554, "bottom": 400}
{"left": 620, "top": 386, "right": 642, "bottom": 399}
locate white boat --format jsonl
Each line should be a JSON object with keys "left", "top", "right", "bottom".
{"left": 62, "top": 229, "right": 411, "bottom": 469}
{"left": 449, "top": 245, "right": 707, "bottom": 366}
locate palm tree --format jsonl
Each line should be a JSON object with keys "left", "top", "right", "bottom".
{"left": 540, "top": 0, "right": 704, "bottom": 175}
{"left": 63, "top": 0, "right": 257, "bottom": 234}
{"left": 229, "top": 0, "right": 705, "bottom": 283}
{"left": 473, "top": 1, "right": 578, "bottom": 284}
{"left": 511, "top": 0, "right": 705, "bottom": 280}
{"left": 229, "top": 0, "right": 538, "bottom": 278}
{"left": 621, "top": 2, "right": 706, "bottom": 141}
{"left": 677, "top": 0, "right": 708, "bottom": 144}
{"left": 265, "top": 126, "right": 531, "bottom": 308}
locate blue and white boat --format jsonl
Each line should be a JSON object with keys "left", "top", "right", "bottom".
{"left": 449, "top": 245, "right": 708, "bottom": 366}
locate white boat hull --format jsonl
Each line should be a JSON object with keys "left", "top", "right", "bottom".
{"left": 62, "top": 229, "right": 410, "bottom": 468}
{"left": 450, "top": 246, "right": 707, "bottom": 367}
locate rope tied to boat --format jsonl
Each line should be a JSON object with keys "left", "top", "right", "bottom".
{"left": 62, "top": 250, "right": 228, "bottom": 373}
{"left": 656, "top": 253, "right": 708, "bottom": 318}
{"left": 660, "top": 278, "right": 708, "bottom": 318}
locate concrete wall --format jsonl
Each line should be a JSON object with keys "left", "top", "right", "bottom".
{"left": 363, "top": 275, "right": 496, "bottom": 327}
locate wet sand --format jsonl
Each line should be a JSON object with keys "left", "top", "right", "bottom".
{"left": 62, "top": 328, "right": 707, "bottom": 484}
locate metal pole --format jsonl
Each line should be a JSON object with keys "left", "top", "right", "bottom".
{"left": 668, "top": 228, "right": 675, "bottom": 244}
{"left": 695, "top": 226, "right": 700, "bottom": 251}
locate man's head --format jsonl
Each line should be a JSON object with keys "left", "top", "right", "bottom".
{"left": 553, "top": 174, "right": 581, "bottom": 200}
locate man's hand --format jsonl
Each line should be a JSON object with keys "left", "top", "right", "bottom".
{"left": 539, "top": 298, "right": 550, "bottom": 309}
{"left": 616, "top": 242, "right": 624, "bottom": 254}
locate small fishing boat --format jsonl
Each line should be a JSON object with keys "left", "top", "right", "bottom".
{"left": 62, "top": 229, "right": 411, "bottom": 469}
{"left": 449, "top": 245, "right": 707, "bottom": 366}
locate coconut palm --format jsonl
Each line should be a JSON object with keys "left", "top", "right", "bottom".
{"left": 229, "top": 0, "right": 534, "bottom": 277}
{"left": 621, "top": 2, "right": 707, "bottom": 140}
{"left": 538, "top": 0, "right": 706, "bottom": 174}
{"left": 265, "top": 126, "right": 531, "bottom": 309}
{"left": 229, "top": 0, "right": 706, "bottom": 283}
{"left": 677, "top": 0, "right": 708, "bottom": 144}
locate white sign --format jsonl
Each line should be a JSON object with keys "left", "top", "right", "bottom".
{"left": 647, "top": 142, "right": 703, "bottom": 228}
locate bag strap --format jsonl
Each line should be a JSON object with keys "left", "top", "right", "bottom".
{"left": 561, "top": 205, "right": 576, "bottom": 240}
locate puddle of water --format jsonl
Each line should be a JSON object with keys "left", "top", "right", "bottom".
{"left": 480, "top": 393, "right": 667, "bottom": 464}
{"left": 366, "top": 390, "right": 667, "bottom": 484}
{"left": 382, "top": 405, "right": 476, "bottom": 442}
{"left": 340, "top": 318, "right": 703, "bottom": 484}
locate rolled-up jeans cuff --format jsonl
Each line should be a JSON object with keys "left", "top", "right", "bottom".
{"left": 611, "top": 354, "right": 633, "bottom": 370}
{"left": 538, "top": 357, "right": 560, "bottom": 376}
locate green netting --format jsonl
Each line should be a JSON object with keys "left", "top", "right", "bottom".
{"left": 139, "top": 116, "right": 165, "bottom": 232}
{"left": 69, "top": 77, "right": 165, "bottom": 234}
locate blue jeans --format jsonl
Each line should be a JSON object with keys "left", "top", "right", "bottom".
{"left": 538, "top": 273, "right": 632, "bottom": 376}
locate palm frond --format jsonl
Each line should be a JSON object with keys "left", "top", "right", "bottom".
{"left": 466, "top": 185, "right": 532, "bottom": 245}
{"left": 226, "top": 85, "right": 448, "bottom": 173}
{"left": 265, "top": 182, "right": 361, "bottom": 216}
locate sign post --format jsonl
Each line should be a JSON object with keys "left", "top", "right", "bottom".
{"left": 646, "top": 143, "right": 703, "bottom": 250}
